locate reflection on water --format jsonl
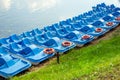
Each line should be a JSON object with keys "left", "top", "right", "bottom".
{"left": 0, "top": 0, "right": 119, "bottom": 38}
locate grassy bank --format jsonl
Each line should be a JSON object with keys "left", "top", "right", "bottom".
{"left": 12, "top": 26, "right": 120, "bottom": 80}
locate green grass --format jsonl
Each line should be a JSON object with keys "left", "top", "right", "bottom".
{"left": 12, "top": 28, "right": 120, "bottom": 80}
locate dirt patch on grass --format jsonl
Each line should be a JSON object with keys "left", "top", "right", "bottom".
{"left": 28, "top": 56, "right": 57, "bottom": 72}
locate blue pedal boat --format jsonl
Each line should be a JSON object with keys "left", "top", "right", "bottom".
{"left": 9, "top": 41, "right": 55, "bottom": 64}
{"left": 78, "top": 25, "right": 107, "bottom": 37}
{"left": 61, "top": 31, "right": 94, "bottom": 46}
{"left": 91, "top": 20, "right": 118, "bottom": 30}
{"left": 111, "top": 6, "right": 120, "bottom": 12}
{"left": 38, "top": 37, "right": 76, "bottom": 53}
{"left": 102, "top": 15, "right": 120, "bottom": 25}
{"left": 111, "top": 11, "right": 120, "bottom": 23}
{"left": 70, "top": 22, "right": 107, "bottom": 37}
{"left": 20, "top": 38, "right": 55, "bottom": 64}
{"left": 0, "top": 47, "right": 31, "bottom": 78}
{"left": 112, "top": 11, "right": 120, "bottom": 17}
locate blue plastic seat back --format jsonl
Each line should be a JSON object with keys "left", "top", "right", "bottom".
{"left": 93, "top": 4, "right": 103, "bottom": 8}
{"left": 53, "top": 23, "right": 63, "bottom": 30}
{"left": 106, "top": 8, "right": 112, "bottom": 14}
{"left": 92, "top": 21, "right": 104, "bottom": 27}
{"left": 30, "top": 30, "right": 36, "bottom": 36}
{"left": 91, "top": 15, "right": 99, "bottom": 21}
{"left": 79, "top": 26, "right": 93, "bottom": 33}
{"left": 99, "top": 11, "right": 107, "bottom": 17}
{"left": 40, "top": 33, "right": 49, "bottom": 40}
{"left": 64, "top": 25, "right": 75, "bottom": 32}
{"left": 35, "top": 35, "right": 44, "bottom": 42}
{"left": 31, "top": 48, "right": 43, "bottom": 55}
{"left": 3, "top": 54, "right": 20, "bottom": 67}
{"left": 92, "top": 3, "right": 107, "bottom": 12}
{"left": 85, "top": 17, "right": 93, "bottom": 23}
{"left": 78, "top": 14, "right": 83, "bottom": 19}
{"left": 66, "top": 18, "right": 74, "bottom": 24}
{"left": 83, "top": 12, "right": 91, "bottom": 17}
{"left": 9, "top": 34, "right": 20, "bottom": 43}
{"left": 81, "top": 19, "right": 88, "bottom": 25}
{"left": 9, "top": 43, "right": 23, "bottom": 53}
{"left": 66, "top": 18, "right": 73, "bottom": 24}
{"left": 113, "top": 8, "right": 120, "bottom": 12}
{"left": 30, "top": 28, "right": 43, "bottom": 36}
{"left": 100, "top": 3, "right": 107, "bottom": 7}
{"left": 34, "top": 35, "right": 48, "bottom": 46}
{"left": 87, "top": 11, "right": 94, "bottom": 15}
{"left": 106, "top": 9, "right": 112, "bottom": 13}
{"left": 43, "top": 38, "right": 58, "bottom": 47}
{"left": 92, "top": 7, "right": 101, "bottom": 13}
{"left": 112, "top": 12, "right": 120, "bottom": 17}
{"left": 0, "top": 38, "right": 8, "bottom": 45}
{"left": 109, "top": 4, "right": 115, "bottom": 9}
{"left": 80, "top": 14, "right": 87, "bottom": 18}
{"left": 0, "top": 58, "right": 6, "bottom": 67}
{"left": 96, "top": 12, "right": 105, "bottom": 18}
{"left": 11, "top": 43, "right": 21, "bottom": 49}
{"left": 93, "top": 14, "right": 102, "bottom": 20}
{"left": 46, "top": 31, "right": 58, "bottom": 38}
{"left": 59, "top": 21, "right": 68, "bottom": 26}
{"left": 18, "top": 38, "right": 31, "bottom": 47}
{"left": 99, "top": 6, "right": 107, "bottom": 11}
{"left": 6, "top": 59, "right": 17, "bottom": 67}
{"left": 103, "top": 16, "right": 114, "bottom": 21}
{"left": 0, "top": 47, "right": 8, "bottom": 55}
{"left": 89, "top": 16, "right": 98, "bottom": 22}
{"left": 4, "top": 55, "right": 18, "bottom": 67}
{"left": 77, "top": 15, "right": 83, "bottom": 19}
{"left": 72, "top": 16, "right": 81, "bottom": 21}
{"left": 71, "top": 23, "right": 82, "bottom": 30}
{"left": 34, "top": 28, "right": 43, "bottom": 35}
{"left": 19, "top": 47, "right": 32, "bottom": 56}
{"left": 0, "top": 55, "right": 14, "bottom": 67}
{"left": 44, "top": 25, "right": 56, "bottom": 32}
{"left": 79, "top": 20, "right": 87, "bottom": 26}
{"left": 57, "top": 28, "right": 68, "bottom": 35}
{"left": 78, "top": 14, "right": 86, "bottom": 19}
{"left": 22, "top": 31, "right": 33, "bottom": 38}
{"left": 65, "top": 32, "right": 78, "bottom": 40}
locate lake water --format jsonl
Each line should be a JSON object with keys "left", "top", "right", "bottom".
{"left": 0, "top": 0, "right": 119, "bottom": 38}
